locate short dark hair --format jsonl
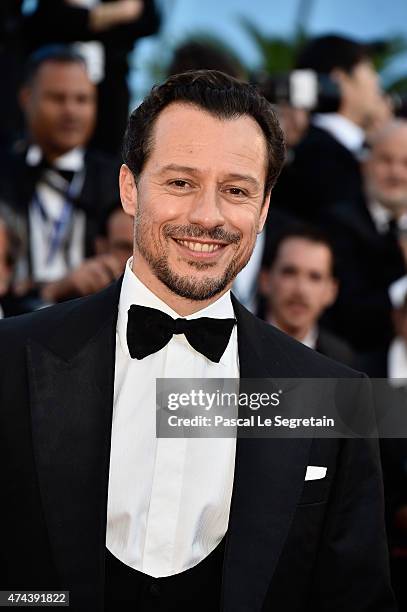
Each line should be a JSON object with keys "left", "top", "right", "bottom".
{"left": 23, "top": 45, "right": 87, "bottom": 86}
{"left": 167, "top": 41, "right": 245, "bottom": 80}
{"left": 296, "top": 34, "right": 372, "bottom": 75}
{"left": 122, "top": 70, "right": 286, "bottom": 196}
{"left": 263, "top": 224, "right": 337, "bottom": 277}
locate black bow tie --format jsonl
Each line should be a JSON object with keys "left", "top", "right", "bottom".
{"left": 126, "top": 304, "right": 236, "bottom": 362}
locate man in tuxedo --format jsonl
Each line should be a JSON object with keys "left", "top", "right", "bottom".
{"left": 322, "top": 119, "right": 407, "bottom": 356}
{"left": 271, "top": 34, "right": 383, "bottom": 221}
{"left": 0, "top": 70, "right": 395, "bottom": 611}
{"left": 0, "top": 46, "right": 121, "bottom": 301}
{"left": 259, "top": 226, "right": 354, "bottom": 367}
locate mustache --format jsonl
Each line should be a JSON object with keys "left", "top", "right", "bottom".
{"left": 284, "top": 297, "right": 310, "bottom": 308}
{"left": 163, "top": 224, "right": 241, "bottom": 244}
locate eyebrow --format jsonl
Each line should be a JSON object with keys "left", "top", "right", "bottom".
{"left": 158, "top": 164, "right": 261, "bottom": 190}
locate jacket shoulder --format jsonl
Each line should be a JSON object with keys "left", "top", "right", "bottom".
{"left": 240, "top": 304, "right": 362, "bottom": 379}
{"left": 0, "top": 278, "right": 121, "bottom": 360}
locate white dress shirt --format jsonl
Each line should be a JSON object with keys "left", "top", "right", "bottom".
{"left": 26, "top": 146, "right": 86, "bottom": 283}
{"left": 312, "top": 112, "right": 365, "bottom": 155}
{"left": 106, "top": 258, "right": 239, "bottom": 577}
{"left": 367, "top": 199, "right": 407, "bottom": 309}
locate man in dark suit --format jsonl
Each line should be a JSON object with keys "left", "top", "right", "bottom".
{"left": 271, "top": 34, "right": 383, "bottom": 222}
{"left": 0, "top": 70, "right": 395, "bottom": 611}
{"left": 259, "top": 225, "right": 354, "bottom": 367}
{"left": 0, "top": 47, "right": 121, "bottom": 305}
{"left": 321, "top": 120, "right": 407, "bottom": 356}
{"left": 22, "top": 0, "right": 161, "bottom": 156}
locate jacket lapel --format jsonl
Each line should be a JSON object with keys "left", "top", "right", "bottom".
{"left": 27, "top": 279, "right": 122, "bottom": 610}
{"left": 221, "top": 297, "right": 312, "bottom": 612}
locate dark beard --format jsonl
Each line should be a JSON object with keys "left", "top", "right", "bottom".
{"left": 135, "top": 220, "right": 252, "bottom": 301}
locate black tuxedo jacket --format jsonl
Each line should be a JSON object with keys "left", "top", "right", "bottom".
{"left": 315, "top": 327, "right": 355, "bottom": 368}
{"left": 0, "top": 279, "right": 395, "bottom": 611}
{"left": 320, "top": 199, "right": 405, "bottom": 354}
{"left": 271, "top": 125, "right": 365, "bottom": 222}
{"left": 0, "top": 147, "right": 121, "bottom": 275}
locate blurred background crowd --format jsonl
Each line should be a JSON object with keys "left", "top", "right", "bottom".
{"left": 2, "top": 0, "right": 407, "bottom": 607}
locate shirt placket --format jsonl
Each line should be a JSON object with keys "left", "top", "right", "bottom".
{"left": 141, "top": 335, "right": 190, "bottom": 576}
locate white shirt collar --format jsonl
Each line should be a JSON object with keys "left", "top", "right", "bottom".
{"left": 368, "top": 199, "right": 393, "bottom": 234}
{"left": 312, "top": 113, "right": 365, "bottom": 154}
{"left": 301, "top": 326, "right": 318, "bottom": 349}
{"left": 117, "top": 257, "right": 235, "bottom": 359}
{"left": 26, "top": 145, "right": 85, "bottom": 172}
{"left": 368, "top": 199, "right": 407, "bottom": 234}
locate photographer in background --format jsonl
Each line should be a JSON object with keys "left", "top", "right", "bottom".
{"left": 23, "top": 0, "right": 161, "bottom": 156}
{"left": 271, "top": 34, "right": 383, "bottom": 222}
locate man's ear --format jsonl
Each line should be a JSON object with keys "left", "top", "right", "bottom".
{"left": 258, "top": 190, "right": 272, "bottom": 233}
{"left": 119, "top": 164, "right": 138, "bottom": 216}
{"left": 324, "top": 278, "right": 339, "bottom": 308}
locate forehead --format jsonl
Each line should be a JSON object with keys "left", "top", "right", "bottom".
{"left": 353, "top": 59, "right": 375, "bottom": 75}
{"left": 34, "top": 61, "right": 93, "bottom": 92}
{"left": 276, "top": 238, "right": 332, "bottom": 269}
{"left": 146, "top": 102, "right": 268, "bottom": 180}
{"left": 373, "top": 128, "right": 407, "bottom": 156}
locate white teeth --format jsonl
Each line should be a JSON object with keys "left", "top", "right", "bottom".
{"left": 177, "top": 240, "right": 221, "bottom": 253}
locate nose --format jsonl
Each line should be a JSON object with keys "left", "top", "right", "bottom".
{"left": 187, "top": 187, "right": 225, "bottom": 229}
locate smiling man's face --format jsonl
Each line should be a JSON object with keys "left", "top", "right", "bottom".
{"left": 120, "top": 102, "right": 270, "bottom": 310}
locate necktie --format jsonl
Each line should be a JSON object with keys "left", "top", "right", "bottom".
{"left": 126, "top": 304, "right": 236, "bottom": 363}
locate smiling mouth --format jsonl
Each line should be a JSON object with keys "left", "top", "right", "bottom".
{"left": 173, "top": 238, "right": 227, "bottom": 254}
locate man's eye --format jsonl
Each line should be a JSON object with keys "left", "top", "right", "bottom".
{"left": 225, "top": 187, "right": 246, "bottom": 196}
{"left": 169, "top": 179, "right": 188, "bottom": 188}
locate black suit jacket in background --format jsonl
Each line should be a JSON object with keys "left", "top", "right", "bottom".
{"left": 271, "top": 125, "right": 365, "bottom": 222}
{"left": 0, "top": 281, "right": 396, "bottom": 611}
{"left": 320, "top": 199, "right": 405, "bottom": 354}
{"left": 315, "top": 327, "right": 355, "bottom": 368}
{"left": 0, "top": 147, "right": 121, "bottom": 278}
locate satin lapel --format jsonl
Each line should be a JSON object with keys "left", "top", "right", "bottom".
{"left": 221, "top": 297, "right": 312, "bottom": 612}
{"left": 26, "top": 279, "right": 122, "bottom": 610}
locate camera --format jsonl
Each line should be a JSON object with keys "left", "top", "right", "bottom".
{"left": 256, "top": 69, "right": 341, "bottom": 113}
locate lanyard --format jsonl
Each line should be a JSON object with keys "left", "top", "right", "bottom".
{"left": 33, "top": 169, "right": 85, "bottom": 266}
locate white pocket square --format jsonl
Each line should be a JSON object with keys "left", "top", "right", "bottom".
{"left": 305, "top": 465, "right": 327, "bottom": 481}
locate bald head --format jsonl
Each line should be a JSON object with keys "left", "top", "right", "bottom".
{"left": 364, "top": 119, "right": 407, "bottom": 213}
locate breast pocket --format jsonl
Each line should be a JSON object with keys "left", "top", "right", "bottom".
{"left": 298, "top": 473, "right": 331, "bottom": 505}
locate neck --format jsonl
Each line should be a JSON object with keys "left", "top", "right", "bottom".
{"left": 131, "top": 255, "right": 230, "bottom": 317}
{"left": 36, "top": 144, "right": 74, "bottom": 165}
{"left": 337, "top": 106, "right": 363, "bottom": 128}
{"left": 269, "top": 313, "right": 312, "bottom": 343}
